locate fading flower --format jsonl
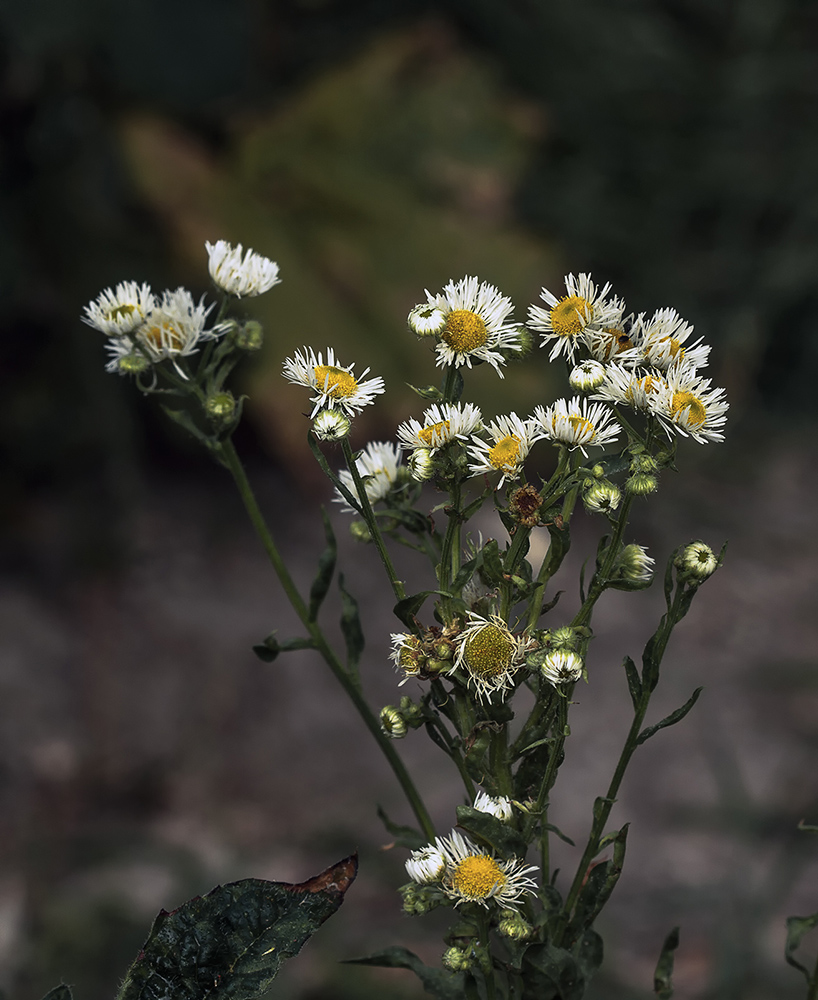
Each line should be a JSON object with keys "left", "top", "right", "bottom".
{"left": 136, "top": 287, "right": 215, "bottom": 365}
{"left": 453, "top": 612, "right": 523, "bottom": 702}
{"left": 205, "top": 240, "right": 280, "bottom": 297}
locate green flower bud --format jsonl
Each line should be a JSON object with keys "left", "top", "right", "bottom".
{"left": 675, "top": 541, "right": 719, "bottom": 582}
{"left": 625, "top": 472, "right": 658, "bottom": 495}
{"left": 236, "top": 320, "right": 263, "bottom": 351}
{"left": 583, "top": 480, "right": 621, "bottom": 515}
{"left": 117, "top": 351, "right": 152, "bottom": 375}
{"left": 498, "top": 911, "right": 534, "bottom": 941}
{"left": 442, "top": 947, "right": 473, "bottom": 972}
{"left": 380, "top": 706, "right": 407, "bottom": 739}
{"left": 205, "top": 391, "right": 237, "bottom": 423}
{"left": 313, "top": 409, "right": 351, "bottom": 441}
{"left": 349, "top": 520, "right": 373, "bottom": 543}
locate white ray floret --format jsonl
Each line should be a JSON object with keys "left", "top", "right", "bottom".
{"left": 136, "top": 287, "right": 215, "bottom": 364}
{"left": 649, "top": 366, "right": 729, "bottom": 444}
{"left": 282, "top": 346, "right": 386, "bottom": 418}
{"left": 466, "top": 413, "right": 539, "bottom": 487}
{"left": 528, "top": 273, "right": 623, "bottom": 361}
{"left": 473, "top": 791, "right": 515, "bottom": 822}
{"left": 334, "top": 440, "right": 404, "bottom": 512}
{"left": 637, "top": 307, "right": 710, "bottom": 371}
{"left": 592, "top": 363, "right": 668, "bottom": 412}
{"left": 397, "top": 402, "right": 483, "bottom": 454}
{"left": 533, "top": 397, "right": 620, "bottom": 455}
{"left": 205, "top": 240, "right": 281, "bottom": 298}
{"left": 82, "top": 281, "right": 155, "bottom": 336}
{"left": 434, "top": 829, "right": 538, "bottom": 910}
{"left": 405, "top": 845, "right": 447, "bottom": 884}
{"left": 426, "top": 276, "right": 521, "bottom": 376}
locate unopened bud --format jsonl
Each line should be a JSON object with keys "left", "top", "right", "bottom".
{"left": 349, "top": 520, "right": 373, "bottom": 543}
{"left": 569, "top": 360, "right": 606, "bottom": 392}
{"left": 498, "top": 911, "right": 534, "bottom": 941}
{"left": 505, "top": 325, "right": 535, "bottom": 359}
{"left": 675, "top": 541, "right": 719, "bottom": 582}
{"left": 583, "top": 480, "right": 621, "bottom": 515}
{"left": 625, "top": 472, "right": 658, "bottom": 495}
{"left": 408, "top": 448, "right": 435, "bottom": 482}
{"left": 205, "top": 391, "right": 237, "bottom": 423}
{"left": 380, "top": 706, "right": 407, "bottom": 739}
{"left": 612, "top": 543, "right": 655, "bottom": 586}
{"left": 313, "top": 409, "right": 351, "bottom": 441}
{"left": 408, "top": 303, "right": 447, "bottom": 337}
{"left": 540, "top": 649, "right": 584, "bottom": 686}
{"left": 117, "top": 351, "right": 152, "bottom": 375}
{"left": 442, "top": 947, "right": 473, "bottom": 972}
{"left": 236, "top": 320, "right": 263, "bottom": 351}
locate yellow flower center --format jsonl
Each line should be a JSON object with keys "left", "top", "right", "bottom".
{"left": 488, "top": 434, "right": 521, "bottom": 472}
{"left": 419, "top": 420, "right": 451, "bottom": 447}
{"left": 141, "top": 321, "right": 185, "bottom": 352}
{"left": 314, "top": 365, "right": 359, "bottom": 399}
{"left": 464, "top": 624, "right": 515, "bottom": 679}
{"left": 108, "top": 303, "right": 136, "bottom": 321}
{"left": 442, "top": 309, "right": 488, "bottom": 353}
{"left": 671, "top": 390, "right": 706, "bottom": 428}
{"left": 550, "top": 295, "right": 592, "bottom": 337}
{"left": 451, "top": 855, "right": 507, "bottom": 900}
{"left": 567, "top": 415, "right": 595, "bottom": 439}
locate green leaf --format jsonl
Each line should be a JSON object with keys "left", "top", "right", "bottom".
{"left": 571, "top": 826, "right": 628, "bottom": 934}
{"left": 393, "top": 590, "right": 449, "bottom": 630}
{"left": 309, "top": 508, "right": 337, "bottom": 621}
{"left": 785, "top": 913, "right": 818, "bottom": 983}
{"left": 522, "top": 942, "right": 585, "bottom": 1000}
{"left": 116, "top": 855, "right": 357, "bottom": 1000}
{"left": 338, "top": 573, "right": 364, "bottom": 669}
{"left": 252, "top": 633, "right": 315, "bottom": 663}
{"left": 41, "top": 987, "right": 73, "bottom": 1000}
{"left": 455, "top": 805, "right": 528, "bottom": 858}
{"left": 346, "top": 945, "right": 465, "bottom": 999}
{"left": 407, "top": 383, "right": 444, "bottom": 402}
{"left": 376, "top": 805, "right": 427, "bottom": 851}
{"left": 623, "top": 655, "right": 642, "bottom": 709}
{"left": 654, "top": 926, "right": 680, "bottom": 998}
{"left": 479, "top": 539, "right": 505, "bottom": 587}
{"left": 636, "top": 688, "right": 703, "bottom": 746}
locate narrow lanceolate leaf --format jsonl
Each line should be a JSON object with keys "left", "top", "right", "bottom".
{"left": 41, "top": 987, "right": 73, "bottom": 1000}
{"left": 653, "top": 926, "right": 680, "bottom": 998}
{"left": 309, "top": 508, "right": 337, "bottom": 621}
{"left": 338, "top": 573, "right": 365, "bottom": 670}
{"left": 623, "top": 655, "right": 642, "bottom": 709}
{"left": 636, "top": 688, "right": 703, "bottom": 746}
{"left": 116, "top": 855, "right": 357, "bottom": 1000}
{"left": 345, "top": 945, "right": 465, "bottom": 1000}
{"left": 376, "top": 805, "right": 427, "bottom": 851}
{"left": 785, "top": 913, "right": 818, "bottom": 983}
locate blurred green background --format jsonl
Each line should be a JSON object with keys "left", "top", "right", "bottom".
{"left": 2, "top": 1, "right": 818, "bottom": 998}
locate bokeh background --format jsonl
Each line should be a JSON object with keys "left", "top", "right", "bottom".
{"left": 2, "top": 0, "right": 818, "bottom": 997}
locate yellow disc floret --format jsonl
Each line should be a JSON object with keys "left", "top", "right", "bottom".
{"left": 464, "top": 624, "right": 515, "bottom": 679}
{"left": 671, "top": 390, "right": 706, "bottom": 428}
{"left": 442, "top": 309, "right": 488, "bottom": 353}
{"left": 567, "top": 415, "right": 595, "bottom": 438}
{"left": 550, "top": 295, "right": 591, "bottom": 337}
{"left": 141, "top": 321, "right": 185, "bottom": 353}
{"left": 488, "top": 434, "right": 521, "bottom": 473}
{"left": 314, "top": 364, "right": 359, "bottom": 399}
{"left": 419, "top": 420, "right": 451, "bottom": 447}
{"left": 450, "top": 855, "right": 507, "bottom": 901}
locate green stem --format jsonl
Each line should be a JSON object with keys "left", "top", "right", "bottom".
{"left": 340, "top": 437, "right": 406, "bottom": 602}
{"left": 217, "top": 438, "right": 434, "bottom": 840}
{"left": 807, "top": 949, "right": 818, "bottom": 1000}
{"left": 571, "top": 492, "right": 635, "bottom": 629}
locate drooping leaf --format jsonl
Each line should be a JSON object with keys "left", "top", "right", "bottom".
{"left": 636, "top": 688, "right": 703, "bottom": 746}
{"left": 785, "top": 913, "right": 818, "bottom": 984}
{"left": 116, "top": 855, "right": 357, "bottom": 1000}
{"left": 346, "top": 945, "right": 465, "bottom": 1000}
{"left": 393, "top": 590, "right": 448, "bottom": 630}
{"left": 309, "top": 507, "right": 337, "bottom": 621}
{"left": 653, "top": 926, "right": 680, "bottom": 998}
{"left": 376, "top": 805, "right": 427, "bottom": 851}
{"left": 455, "top": 804, "right": 528, "bottom": 858}
{"left": 252, "top": 632, "right": 315, "bottom": 663}
{"left": 338, "top": 573, "right": 364, "bottom": 669}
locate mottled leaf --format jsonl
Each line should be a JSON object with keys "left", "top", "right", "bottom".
{"left": 116, "top": 855, "right": 357, "bottom": 1000}
{"left": 654, "top": 926, "right": 680, "bottom": 998}
{"left": 346, "top": 945, "right": 465, "bottom": 999}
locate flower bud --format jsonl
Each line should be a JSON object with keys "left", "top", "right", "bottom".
{"left": 349, "top": 520, "right": 373, "bottom": 543}
{"left": 498, "top": 911, "right": 534, "bottom": 941}
{"left": 408, "top": 303, "right": 447, "bottom": 337}
{"left": 612, "top": 543, "right": 655, "bottom": 586}
{"left": 380, "top": 706, "right": 407, "bottom": 739}
{"left": 313, "top": 409, "right": 351, "bottom": 441}
{"left": 398, "top": 696, "right": 424, "bottom": 727}
{"left": 235, "top": 320, "right": 263, "bottom": 351}
{"left": 206, "top": 391, "right": 237, "bottom": 423}
{"left": 548, "top": 626, "right": 584, "bottom": 651}
{"left": 116, "top": 351, "right": 151, "bottom": 375}
{"left": 408, "top": 448, "right": 435, "bottom": 482}
{"left": 503, "top": 325, "right": 535, "bottom": 359}
{"left": 583, "top": 481, "right": 621, "bottom": 515}
{"left": 625, "top": 472, "right": 658, "bottom": 495}
{"left": 630, "top": 452, "right": 659, "bottom": 474}
{"left": 540, "top": 649, "right": 584, "bottom": 686}
{"left": 442, "top": 947, "right": 473, "bottom": 972}
{"left": 406, "top": 845, "right": 446, "bottom": 884}
{"left": 569, "top": 360, "right": 606, "bottom": 392}
{"left": 675, "top": 541, "right": 719, "bottom": 582}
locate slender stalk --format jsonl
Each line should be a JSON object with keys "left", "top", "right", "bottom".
{"left": 807, "top": 950, "right": 818, "bottom": 1000}
{"left": 217, "top": 438, "right": 434, "bottom": 840}
{"left": 572, "top": 493, "right": 635, "bottom": 629}
{"left": 340, "top": 437, "right": 406, "bottom": 602}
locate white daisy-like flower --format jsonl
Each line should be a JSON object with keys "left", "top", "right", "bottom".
{"left": 473, "top": 791, "right": 515, "bottom": 822}
{"left": 466, "top": 413, "right": 539, "bottom": 487}
{"left": 406, "top": 845, "right": 447, "bottom": 884}
{"left": 408, "top": 302, "right": 447, "bottom": 337}
{"left": 389, "top": 632, "right": 424, "bottom": 683}
{"left": 649, "top": 365, "right": 728, "bottom": 444}
{"left": 540, "top": 650, "right": 584, "bottom": 686}
{"left": 427, "top": 276, "right": 521, "bottom": 376}
{"left": 205, "top": 240, "right": 281, "bottom": 298}
{"left": 335, "top": 440, "right": 404, "bottom": 512}
{"left": 397, "top": 402, "right": 483, "bottom": 454}
{"left": 282, "top": 347, "right": 386, "bottom": 418}
{"left": 453, "top": 612, "right": 524, "bottom": 702}
{"left": 533, "top": 397, "right": 620, "bottom": 456}
{"left": 592, "top": 363, "right": 668, "bottom": 412}
{"left": 136, "top": 287, "right": 215, "bottom": 363}
{"left": 434, "top": 829, "right": 538, "bottom": 910}
{"left": 583, "top": 309, "right": 641, "bottom": 364}
{"left": 569, "top": 360, "right": 607, "bottom": 392}
{"left": 83, "top": 281, "right": 155, "bottom": 336}
{"left": 528, "top": 273, "right": 622, "bottom": 361}
{"left": 637, "top": 308, "right": 710, "bottom": 371}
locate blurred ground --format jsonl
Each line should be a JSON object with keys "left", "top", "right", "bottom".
{"left": 1, "top": 408, "right": 817, "bottom": 1000}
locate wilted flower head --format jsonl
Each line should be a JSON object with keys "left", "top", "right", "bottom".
{"left": 454, "top": 613, "right": 522, "bottom": 702}
{"left": 136, "top": 287, "right": 215, "bottom": 363}
{"left": 205, "top": 240, "right": 280, "bottom": 298}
